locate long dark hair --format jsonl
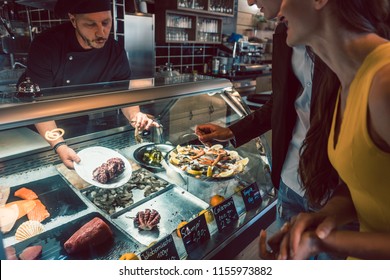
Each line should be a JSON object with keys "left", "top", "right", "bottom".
{"left": 298, "top": 0, "right": 390, "bottom": 207}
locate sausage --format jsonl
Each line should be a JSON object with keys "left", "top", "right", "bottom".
{"left": 64, "top": 217, "right": 113, "bottom": 254}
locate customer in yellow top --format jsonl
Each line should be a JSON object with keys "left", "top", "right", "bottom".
{"left": 259, "top": 0, "right": 390, "bottom": 259}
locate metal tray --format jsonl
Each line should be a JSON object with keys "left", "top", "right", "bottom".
{"left": 112, "top": 185, "right": 209, "bottom": 246}
{"left": 81, "top": 168, "right": 169, "bottom": 216}
{"left": 9, "top": 212, "right": 140, "bottom": 260}
{"left": 4, "top": 175, "right": 88, "bottom": 240}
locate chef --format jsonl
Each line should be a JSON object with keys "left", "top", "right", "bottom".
{"left": 20, "top": 0, "right": 157, "bottom": 169}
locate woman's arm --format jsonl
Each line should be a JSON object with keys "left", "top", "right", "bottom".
{"left": 276, "top": 182, "right": 358, "bottom": 259}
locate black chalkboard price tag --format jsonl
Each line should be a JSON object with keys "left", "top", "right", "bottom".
{"left": 212, "top": 197, "right": 239, "bottom": 232}
{"left": 181, "top": 214, "right": 211, "bottom": 254}
{"left": 241, "top": 182, "right": 262, "bottom": 211}
{"left": 140, "top": 234, "right": 180, "bottom": 260}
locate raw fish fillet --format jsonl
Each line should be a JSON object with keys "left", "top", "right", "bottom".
{"left": 27, "top": 199, "right": 50, "bottom": 222}
{"left": 5, "top": 200, "right": 36, "bottom": 219}
{"left": 0, "top": 204, "right": 19, "bottom": 233}
{"left": 14, "top": 187, "right": 38, "bottom": 200}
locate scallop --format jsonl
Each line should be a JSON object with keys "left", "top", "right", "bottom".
{"left": 15, "top": 220, "right": 44, "bottom": 241}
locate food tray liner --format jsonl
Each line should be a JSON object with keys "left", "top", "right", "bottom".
{"left": 9, "top": 212, "right": 140, "bottom": 260}
{"left": 4, "top": 175, "right": 88, "bottom": 239}
{"left": 112, "top": 184, "right": 209, "bottom": 246}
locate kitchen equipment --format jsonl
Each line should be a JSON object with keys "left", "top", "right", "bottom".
{"left": 17, "top": 76, "right": 40, "bottom": 97}
{"left": 124, "top": 14, "right": 155, "bottom": 79}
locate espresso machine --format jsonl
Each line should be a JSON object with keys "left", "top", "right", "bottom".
{"left": 217, "top": 40, "right": 267, "bottom": 75}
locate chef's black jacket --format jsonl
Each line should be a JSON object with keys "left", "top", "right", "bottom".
{"left": 23, "top": 22, "right": 131, "bottom": 88}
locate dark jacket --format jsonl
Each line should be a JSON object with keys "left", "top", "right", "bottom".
{"left": 21, "top": 22, "right": 130, "bottom": 88}
{"left": 229, "top": 24, "right": 323, "bottom": 189}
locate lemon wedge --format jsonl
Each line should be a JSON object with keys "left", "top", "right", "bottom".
{"left": 237, "top": 157, "right": 249, "bottom": 166}
{"left": 186, "top": 168, "right": 203, "bottom": 176}
{"left": 218, "top": 168, "right": 235, "bottom": 178}
{"left": 207, "top": 166, "right": 213, "bottom": 177}
{"left": 228, "top": 150, "right": 240, "bottom": 160}
{"left": 169, "top": 156, "right": 180, "bottom": 165}
{"left": 210, "top": 144, "right": 223, "bottom": 150}
{"left": 235, "top": 162, "right": 244, "bottom": 173}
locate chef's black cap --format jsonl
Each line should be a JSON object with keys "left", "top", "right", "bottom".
{"left": 55, "top": 0, "right": 111, "bottom": 17}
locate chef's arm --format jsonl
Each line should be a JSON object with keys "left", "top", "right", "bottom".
{"left": 121, "top": 106, "right": 158, "bottom": 131}
{"left": 35, "top": 121, "right": 65, "bottom": 147}
{"left": 35, "top": 121, "right": 80, "bottom": 169}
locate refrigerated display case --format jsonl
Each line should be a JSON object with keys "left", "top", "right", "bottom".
{"left": 0, "top": 74, "right": 276, "bottom": 260}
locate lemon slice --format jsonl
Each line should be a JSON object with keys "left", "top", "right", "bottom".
{"left": 169, "top": 155, "right": 180, "bottom": 165}
{"left": 210, "top": 144, "right": 223, "bottom": 150}
{"left": 218, "top": 168, "right": 235, "bottom": 178}
{"left": 235, "top": 162, "right": 244, "bottom": 173}
{"left": 186, "top": 168, "right": 203, "bottom": 176}
{"left": 228, "top": 150, "right": 240, "bottom": 160}
{"left": 237, "top": 157, "right": 249, "bottom": 166}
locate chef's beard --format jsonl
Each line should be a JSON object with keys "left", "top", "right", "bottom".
{"left": 76, "top": 29, "right": 107, "bottom": 49}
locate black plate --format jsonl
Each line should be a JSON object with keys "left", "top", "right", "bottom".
{"left": 4, "top": 175, "right": 88, "bottom": 239}
{"left": 10, "top": 212, "right": 140, "bottom": 260}
{"left": 133, "top": 144, "right": 174, "bottom": 172}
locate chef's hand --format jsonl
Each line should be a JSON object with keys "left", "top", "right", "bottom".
{"left": 56, "top": 145, "right": 80, "bottom": 169}
{"left": 195, "top": 123, "right": 234, "bottom": 147}
{"left": 130, "top": 112, "right": 160, "bottom": 131}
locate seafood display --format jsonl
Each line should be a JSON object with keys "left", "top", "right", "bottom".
{"left": 83, "top": 169, "right": 169, "bottom": 215}
{"left": 64, "top": 217, "right": 113, "bottom": 254}
{"left": 92, "top": 157, "right": 125, "bottom": 184}
{"left": 168, "top": 144, "right": 249, "bottom": 179}
{"left": 134, "top": 209, "right": 161, "bottom": 231}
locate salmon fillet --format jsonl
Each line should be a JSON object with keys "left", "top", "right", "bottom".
{"left": 27, "top": 199, "right": 50, "bottom": 223}
{"left": 14, "top": 187, "right": 38, "bottom": 200}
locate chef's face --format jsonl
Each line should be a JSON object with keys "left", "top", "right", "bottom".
{"left": 69, "top": 11, "right": 112, "bottom": 50}
{"left": 247, "top": 0, "right": 282, "bottom": 20}
{"left": 279, "top": 0, "right": 321, "bottom": 47}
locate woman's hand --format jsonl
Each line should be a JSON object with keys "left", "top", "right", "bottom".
{"left": 259, "top": 222, "right": 290, "bottom": 259}
{"left": 195, "top": 123, "right": 233, "bottom": 146}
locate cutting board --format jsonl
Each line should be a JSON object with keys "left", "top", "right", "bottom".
{"left": 0, "top": 127, "right": 50, "bottom": 159}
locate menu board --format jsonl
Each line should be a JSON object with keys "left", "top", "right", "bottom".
{"left": 241, "top": 182, "right": 262, "bottom": 211}
{"left": 181, "top": 215, "right": 211, "bottom": 254}
{"left": 212, "top": 197, "right": 239, "bottom": 232}
{"left": 140, "top": 234, "right": 180, "bottom": 260}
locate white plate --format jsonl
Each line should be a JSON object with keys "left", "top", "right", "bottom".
{"left": 74, "top": 146, "right": 132, "bottom": 189}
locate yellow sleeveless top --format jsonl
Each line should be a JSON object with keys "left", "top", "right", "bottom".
{"left": 328, "top": 42, "right": 390, "bottom": 234}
